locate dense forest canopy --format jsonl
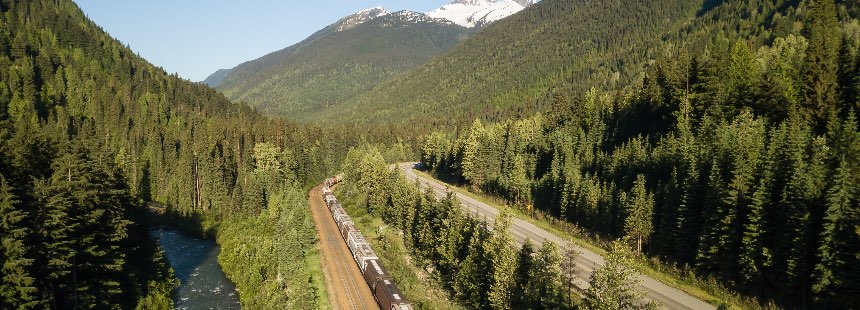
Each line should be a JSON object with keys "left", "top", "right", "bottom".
{"left": 419, "top": 0, "right": 860, "bottom": 307}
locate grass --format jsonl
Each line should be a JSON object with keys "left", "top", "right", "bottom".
{"left": 410, "top": 169, "right": 769, "bottom": 310}
{"left": 305, "top": 251, "right": 332, "bottom": 310}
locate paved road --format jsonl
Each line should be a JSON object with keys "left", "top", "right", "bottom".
{"left": 397, "top": 162, "right": 716, "bottom": 310}
{"left": 308, "top": 185, "right": 376, "bottom": 310}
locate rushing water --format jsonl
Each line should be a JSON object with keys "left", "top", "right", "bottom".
{"left": 150, "top": 228, "right": 241, "bottom": 310}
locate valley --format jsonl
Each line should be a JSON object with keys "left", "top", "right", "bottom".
{"left": 0, "top": 0, "right": 857, "bottom": 309}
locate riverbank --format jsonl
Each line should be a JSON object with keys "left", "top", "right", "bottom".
{"left": 145, "top": 186, "right": 330, "bottom": 309}
{"left": 150, "top": 228, "right": 240, "bottom": 309}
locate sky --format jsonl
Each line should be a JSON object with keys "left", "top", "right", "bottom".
{"left": 73, "top": 1, "right": 450, "bottom": 82}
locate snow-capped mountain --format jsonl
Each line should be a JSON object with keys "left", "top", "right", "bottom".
{"left": 334, "top": 7, "right": 456, "bottom": 31}
{"left": 427, "top": 0, "right": 534, "bottom": 28}
{"left": 379, "top": 11, "right": 455, "bottom": 28}
{"left": 336, "top": 6, "right": 389, "bottom": 31}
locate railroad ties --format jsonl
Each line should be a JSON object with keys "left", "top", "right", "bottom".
{"left": 322, "top": 176, "right": 414, "bottom": 310}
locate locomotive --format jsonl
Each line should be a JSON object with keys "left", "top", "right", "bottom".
{"left": 321, "top": 176, "right": 414, "bottom": 310}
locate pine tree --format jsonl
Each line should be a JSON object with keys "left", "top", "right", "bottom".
{"left": 560, "top": 242, "right": 580, "bottom": 309}
{"left": 802, "top": 0, "right": 841, "bottom": 130}
{"left": 812, "top": 160, "right": 859, "bottom": 307}
{"left": 529, "top": 241, "right": 565, "bottom": 309}
{"left": 35, "top": 144, "right": 134, "bottom": 308}
{"left": 511, "top": 240, "right": 535, "bottom": 309}
{"left": 584, "top": 239, "right": 659, "bottom": 310}
{"left": 696, "top": 161, "right": 728, "bottom": 275}
{"left": 456, "top": 219, "right": 491, "bottom": 309}
{"left": 0, "top": 175, "right": 36, "bottom": 308}
{"left": 488, "top": 212, "right": 517, "bottom": 310}
{"left": 624, "top": 174, "right": 654, "bottom": 254}
{"left": 461, "top": 119, "right": 484, "bottom": 186}
{"left": 738, "top": 172, "right": 771, "bottom": 295}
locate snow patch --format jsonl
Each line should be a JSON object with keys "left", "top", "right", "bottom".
{"left": 427, "top": 0, "right": 532, "bottom": 28}
{"left": 337, "top": 6, "right": 389, "bottom": 31}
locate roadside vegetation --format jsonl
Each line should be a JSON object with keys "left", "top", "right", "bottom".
{"left": 339, "top": 144, "right": 678, "bottom": 309}
{"left": 418, "top": 1, "right": 860, "bottom": 308}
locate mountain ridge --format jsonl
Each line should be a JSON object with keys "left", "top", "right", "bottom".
{"left": 207, "top": 7, "right": 470, "bottom": 116}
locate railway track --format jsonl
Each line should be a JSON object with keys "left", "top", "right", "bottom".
{"left": 308, "top": 186, "right": 375, "bottom": 310}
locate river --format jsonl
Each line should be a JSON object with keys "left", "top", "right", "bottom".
{"left": 150, "top": 228, "right": 241, "bottom": 310}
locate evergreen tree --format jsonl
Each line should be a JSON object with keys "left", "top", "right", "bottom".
{"left": 38, "top": 145, "right": 134, "bottom": 308}
{"left": 802, "top": 0, "right": 841, "bottom": 129}
{"left": 511, "top": 240, "right": 535, "bottom": 309}
{"left": 624, "top": 174, "right": 654, "bottom": 254}
{"left": 584, "top": 239, "right": 659, "bottom": 310}
{"left": 488, "top": 212, "right": 517, "bottom": 310}
{"left": 560, "top": 242, "right": 580, "bottom": 309}
{"left": 529, "top": 241, "right": 565, "bottom": 309}
{"left": 812, "top": 160, "right": 859, "bottom": 307}
{"left": 0, "top": 175, "right": 36, "bottom": 308}
{"left": 456, "top": 220, "right": 491, "bottom": 309}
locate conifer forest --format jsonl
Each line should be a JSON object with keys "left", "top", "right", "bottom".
{"left": 0, "top": 0, "right": 857, "bottom": 309}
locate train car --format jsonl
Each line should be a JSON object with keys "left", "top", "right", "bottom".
{"left": 334, "top": 212, "right": 352, "bottom": 225}
{"left": 331, "top": 201, "right": 344, "bottom": 212}
{"left": 347, "top": 234, "right": 378, "bottom": 273}
{"left": 324, "top": 194, "right": 337, "bottom": 207}
{"left": 335, "top": 215, "right": 352, "bottom": 230}
{"left": 374, "top": 279, "right": 414, "bottom": 310}
{"left": 322, "top": 186, "right": 332, "bottom": 197}
{"left": 363, "top": 259, "right": 392, "bottom": 292}
{"left": 331, "top": 205, "right": 348, "bottom": 220}
{"left": 339, "top": 221, "right": 356, "bottom": 240}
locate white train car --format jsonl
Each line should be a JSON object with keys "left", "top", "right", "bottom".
{"left": 347, "top": 232, "right": 378, "bottom": 273}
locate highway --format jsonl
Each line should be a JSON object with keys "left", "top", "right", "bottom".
{"left": 397, "top": 162, "right": 716, "bottom": 310}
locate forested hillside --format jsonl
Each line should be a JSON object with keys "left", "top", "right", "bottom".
{"left": 341, "top": 145, "right": 583, "bottom": 309}
{"left": 419, "top": 0, "right": 860, "bottom": 307}
{"left": 330, "top": 0, "right": 824, "bottom": 130}
{"left": 0, "top": 0, "right": 369, "bottom": 308}
{"left": 211, "top": 11, "right": 469, "bottom": 119}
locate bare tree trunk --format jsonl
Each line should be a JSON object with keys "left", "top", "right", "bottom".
{"left": 194, "top": 156, "right": 201, "bottom": 210}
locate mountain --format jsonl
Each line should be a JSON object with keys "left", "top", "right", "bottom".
{"left": 207, "top": 7, "right": 469, "bottom": 118}
{"left": 427, "top": 0, "right": 533, "bottom": 28}
{"left": 326, "top": 0, "right": 817, "bottom": 128}
{"left": 337, "top": 6, "right": 388, "bottom": 31}
{"left": 203, "top": 68, "right": 232, "bottom": 87}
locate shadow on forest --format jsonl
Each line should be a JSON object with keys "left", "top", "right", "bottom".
{"left": 697, "top": 0, "right": 724, "bottom": 17}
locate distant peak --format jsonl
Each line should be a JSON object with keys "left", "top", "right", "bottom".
{"left": 428, "top": 0, "right": 533, "bottom": 28}
{"left": 450, "top": 0, "right": 496, "bottom": 5}
{"left": 381, "top": 10, "right": 457, "bottom": 27}
{"left": 357, "top": 6, "right": 386, "bottom": 14}
{"left": 337, "top": 6, "right": 389, "bottom": 31}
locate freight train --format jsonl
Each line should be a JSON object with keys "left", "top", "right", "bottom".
{"left": 322, "top": 176, "right": 414, "bottom": 310}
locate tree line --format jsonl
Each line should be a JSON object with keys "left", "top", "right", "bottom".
{"left": 420, "top": 0, "right": 859, "bottom": 307}
{"left": 340, "top": 144, "right": 661, "bottom": 309}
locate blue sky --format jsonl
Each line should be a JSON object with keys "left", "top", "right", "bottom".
{"left": 74, "top": 1, "right": 449, "bottom": 81}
